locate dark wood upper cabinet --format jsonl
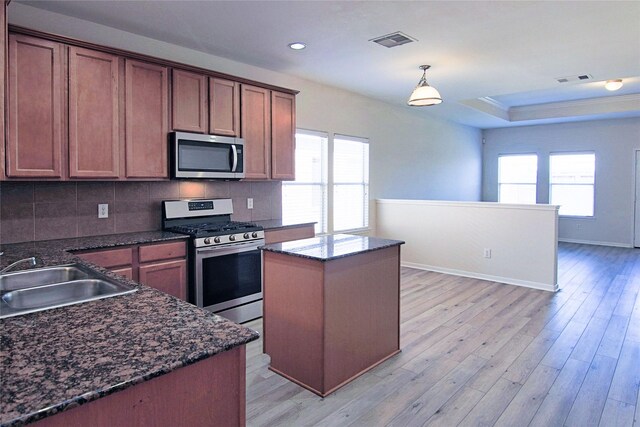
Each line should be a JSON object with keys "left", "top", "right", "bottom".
{"left": 68, "top": 46, "right": 121, "bottom": 179}
{"left": 271, "top": 91, "right": 296, "bottom": 180}
{"left": 241, "top": 84, "right": 271, "bottom": 179}
{"left": 125, "top": 59, "right": 169, "bottom": 178}
{"left": 209, "top": 77, "right": 240, "bottom": 137}
{"left": 171, "top": 69, "right": 207, "bottom": 133}
{"left": 7, "top": 34, "right": 64, "bottom": 178}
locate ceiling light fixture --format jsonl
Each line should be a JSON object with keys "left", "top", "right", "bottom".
{"left": 288, "top": 42, "right": 306, "bottom": 50}
{"left": 408, "top": 65, "right": 442, "bottom": 106}
{"left": 604, "top": 79, "right": 623, "bottom": 91}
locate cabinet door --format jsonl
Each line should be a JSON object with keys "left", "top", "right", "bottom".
{"left": 139, "top": 259, "right": 187, "bottom": 301}
{"left": 69, "top": 46, "right": 121, "bottom": 178}
{"left": 125, "top": 59, "right": 169, "bottom": 178}
{"left": 7, "top": 34, "right": 64, "bottom": 178}
{"left": 209, "top": 77, "right": 239, "bottom": 137}
{"left": 172, "top": 69, "right": 207, "bottom": 133}
{"left": 241, "top": 85, "right": 271, "bottom": 179}
{"left": 271, "top": 91, "right": 296, "bottom": 180}
{"left": 0, "top": 4, "right": 6, "bottom": 180}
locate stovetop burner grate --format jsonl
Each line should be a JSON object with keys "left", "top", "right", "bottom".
{"left": 167, "top": 221, "right": 261, "bottom": 238}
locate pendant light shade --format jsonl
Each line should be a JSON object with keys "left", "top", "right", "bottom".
{"left": 408, "top": 65, "right": 442, "bottom": 106}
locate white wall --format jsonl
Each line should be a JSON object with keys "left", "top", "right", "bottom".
{"left": 482, "top": 117, "right": 640, "bottom": 247}
{"left": 8, "top": 3, "right": 483, "bottom": 234}
{"left": 377, "top": 199, "right": 559, "bottom": 291}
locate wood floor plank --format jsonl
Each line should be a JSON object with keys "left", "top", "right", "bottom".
{"left": 420, "top": 385, "right": 485, "bottom": 427}
{"left": 565, "top": 354, "right": 619, "bottom": 427}
{"left": 608, "top": 339, "right": 640, "bottom": 405}
{"left": 458, "top": 378, "right": 522, "bottom": 427}
{"left": 570, "top": 316, "right": 610, "bottom": 362}
{"left": 600, "top": 399, "right": 636, "bottom": 427}
{"left": 502, "top": 327, "right": 562, "bottom": 384}
{"left": 529, "top": 358, "right": 590, "bottom": 427}
{"left": 493, "top": 364, "right": 560, "bottom": 427}
{"left": 467, "top": 333, "right": 535, "bottom": 392}
{"left": 597, "top": 314, "right": 631, "bottom": 359}
{"left": 386, "top": 354, "right": 487, "bottom": 427}
{"left": 539, "top": 318, "right": 588, "bottom": 369}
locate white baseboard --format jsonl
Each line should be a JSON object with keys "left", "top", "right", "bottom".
{"left": 558, "top": 238, "right": 632, "bottom": 248}
{"left": 401, "top": 261, "right": 558, "bottom": 293}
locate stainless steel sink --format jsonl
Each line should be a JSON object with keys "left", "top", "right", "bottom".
{"left": 0, "top": 265, "right": 90, "bottom": 291}
{"left": 0, "top": 264, "right": 136, "bottom": 319}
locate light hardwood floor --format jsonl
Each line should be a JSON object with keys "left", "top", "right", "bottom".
{"left": 245, "top": 243, "right": 640, "bottom": 426}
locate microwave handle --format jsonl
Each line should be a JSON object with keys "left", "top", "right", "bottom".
{"left": 231, "top": 145, "right": 238, "bottom": 172}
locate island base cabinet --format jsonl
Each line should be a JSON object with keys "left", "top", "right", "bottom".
{"left": 32, "top": 346, "right": 247, "bottom": 427}
{"left": 263, "top": 246, "right": 401, "bottom": 396}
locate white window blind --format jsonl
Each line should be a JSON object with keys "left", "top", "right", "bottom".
{"left": 498, "top": 154, "right": 538, "bottom": 204}
{"left": 333, "top": 135, "right": 369, "bottom": 232}
{"left": 550, "top": 153, "right": 595, "bottom": 217}
{"left": 281, "top": 130, "right": 328, "bottom": 234}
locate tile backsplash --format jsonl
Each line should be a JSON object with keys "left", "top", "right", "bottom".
{"left": 0, "top": 180, "right": 282, "bottom": 244}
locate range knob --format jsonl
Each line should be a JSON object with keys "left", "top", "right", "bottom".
{"left": 243, "top": 233, "right": 250, "bottom": 239}
{"left": 252, "top": 232, "right": 258, "bottom": 238}
{"left": 204, "top": 237, "right": 211, "bottom": 245}
{"left": 229, "top": 235, "right": 236, "bottom": 241}
{"left": 214, "top": 236, "right": 221, "bottom": 243}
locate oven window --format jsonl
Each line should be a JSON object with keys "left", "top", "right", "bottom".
{"left": 178, "top": 140, "right": 231, "bottom": 172}
{"left": 201, "top": 249, "right": 261, "bottom": 307}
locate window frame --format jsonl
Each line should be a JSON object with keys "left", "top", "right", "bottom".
{"left": 497, "top": 153, "right": 538, "bottom": 204}
{"left": 281, "top": 129, "right": 329, "bottom": 234}
{"left": 549, "top": 151, "right": 596, "bottom": 218}
{"left": 281, "top": 130, "right": 370, "bottom": 236}
{"left": 332, "top": 133, "right": 370, "bottom": 233}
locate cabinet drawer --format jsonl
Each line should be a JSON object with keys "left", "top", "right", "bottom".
{"left": 77, "top": 247, "right": 133, "bottom": 268}
{"left": 139, "top": 241, "right": 187, "bottom": 263}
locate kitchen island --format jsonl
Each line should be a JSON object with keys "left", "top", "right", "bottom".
{"left": 0, "top": 232, "right": 259, "bottom": 426}
{"left": 261, "top": 234, "right": 404, "bottom": 397}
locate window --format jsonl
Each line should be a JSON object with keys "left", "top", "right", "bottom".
{"left": 333, "top": 135, "right": 369, "bottom": 232}
{"left": 282, "top": 131, "right": 370, "bottom": 235}
{"left": 281, "top": 131, "right": 328, "bottom": 234}
{"left": 498, "top": 154, "right": 538, "bottom": 204}
{"left": 550, "top": 153, "right": 595, "bottom": 217}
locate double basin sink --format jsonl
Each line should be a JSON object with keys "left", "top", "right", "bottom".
{"left": 0, "top": 263, "right": 136, "bottom": 319}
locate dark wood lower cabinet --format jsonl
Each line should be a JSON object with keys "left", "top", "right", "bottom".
{"left": 74, "top": 241, "right": 187, "bottom": 301}
{"left": 31, "top": 345, "right": 247, "bottom": 427}
{"left": 139, "top": 259, "right": 187, "bottom": 300}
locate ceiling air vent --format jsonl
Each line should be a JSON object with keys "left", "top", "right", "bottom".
{"left": 370, "top": 31, "right": 416, "bottom": 48}
{"left": 556, "top": 74, "right": 593, "bottom": 83}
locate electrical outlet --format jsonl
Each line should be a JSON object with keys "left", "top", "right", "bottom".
{"left": 247, "top": 198, "right": 254, "bottom": 209}
{"left": 483, "top": 248, "right": 492, "bottom": 259}
{"left": 98, "top": 204, "right": 109, "bottom": 219}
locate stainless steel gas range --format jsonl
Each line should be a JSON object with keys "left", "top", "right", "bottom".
{"left": 162, "top": 199, "right": 264, "bottom": 323}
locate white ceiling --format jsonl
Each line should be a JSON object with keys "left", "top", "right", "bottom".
{"left": 16, "top": 0, "right": 640, "bottom": 129}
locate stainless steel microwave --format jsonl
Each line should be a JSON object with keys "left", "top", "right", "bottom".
{"left": 171, "top": 131, "right": 245, "bottom": 180}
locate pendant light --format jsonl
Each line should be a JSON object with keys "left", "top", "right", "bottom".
{"left": 408, "top": 65, "right": 442, "bottom": 106}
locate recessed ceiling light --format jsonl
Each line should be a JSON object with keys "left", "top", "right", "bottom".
{"left": 605, "top": 79, "right": 623, "bottom": 91}
{"left": 288, "top": 42, "right": 306, "bottom": 50}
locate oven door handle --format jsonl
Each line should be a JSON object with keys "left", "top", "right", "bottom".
{"left": 196, "top": 242, "right": 262, "bottom": 257}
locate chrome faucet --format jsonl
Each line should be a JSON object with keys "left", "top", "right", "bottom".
{"left": 0, "top": 257, "right": 38, "bottom": 274}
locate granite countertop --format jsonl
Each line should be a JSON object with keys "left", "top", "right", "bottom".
{"left": 0, "top": 232, "right": 259, "bottom": 427}
{"left": 260, "top": 234, "right": 405, "bottom": 261}
{"left": 253, "top": 219, "right": 316, "bottom": 231}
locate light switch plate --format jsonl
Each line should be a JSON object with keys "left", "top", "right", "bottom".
{"left": 98, "top": 204, "right": 109, "bottom": 219}
{"left": 247, "top": 198, "right": 254, "bottom": 209}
